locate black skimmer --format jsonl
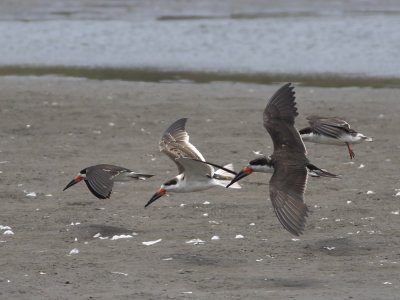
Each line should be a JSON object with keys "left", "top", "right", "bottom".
{"left": 229, "top": 155, "right": 338, "bottom": 181}
{"left": 299, "top": 115, "right": 371, "bottom": 159}
{"left": 63, "top": 164, "right": 154, "bottom": 199}
{"left": 145, "top": 118, "right": 240, "bottom": 207}
{"left": 227, "top": 83, "right": 335, "bottom": 236}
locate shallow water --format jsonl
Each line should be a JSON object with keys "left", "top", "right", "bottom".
{"left": 0, "top": 0, "right": 399, "bottom": 81}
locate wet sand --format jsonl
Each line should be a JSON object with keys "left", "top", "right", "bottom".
{"left": 0, "top": 77, "right": 399, "bottom": 299}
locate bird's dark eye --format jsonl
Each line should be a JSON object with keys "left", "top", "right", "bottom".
{"left": 80, "top": 169, "right": 87, "bottom": 174}
{"left": 164, "top": 179, "right": 177, "bottom": 186}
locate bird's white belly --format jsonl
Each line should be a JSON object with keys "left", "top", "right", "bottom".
{"left": 338, "top": 133, "right": 366, "bottom": 144}
{"left": 175, "top": 178, "right": 216, "bottom": 193}
{"left": 301, "top": 133, "right": 344, "bottom": 145}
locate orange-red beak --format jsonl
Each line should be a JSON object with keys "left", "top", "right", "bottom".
{"left": 145, "top": 188, "right": 166, "bottom": 207}
{"left": 226, "top": 166, "right": 253, "bottom": 188}
{"left": 63, "top": 175, "right": 83, "bottom": 191}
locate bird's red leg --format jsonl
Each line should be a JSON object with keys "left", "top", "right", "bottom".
{"left": 346, "top": 142, "right": 355, "bottom": 159}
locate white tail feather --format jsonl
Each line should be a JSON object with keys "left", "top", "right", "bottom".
{"left": 127, "top": 172, "right": 153, "bottom": 180}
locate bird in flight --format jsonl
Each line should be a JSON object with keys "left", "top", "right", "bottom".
{"left": 145, "top": 118, "right": 240, "bottom": 207}
{"left": 63, "top": 164, "right": 153, "bottom": 199}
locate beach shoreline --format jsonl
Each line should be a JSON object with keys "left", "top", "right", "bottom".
{"left": 0, "top": 77, "right": 399, "bottom": 299}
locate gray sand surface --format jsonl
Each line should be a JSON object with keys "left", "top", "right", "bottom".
{"left": 0, "top": 77, "right": 399, "bottom": 299}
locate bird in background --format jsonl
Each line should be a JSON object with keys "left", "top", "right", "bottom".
{"left": 230, "top": 155, "right": 338, "bottom": 183}
{"left": 63, "top": 164, "right": 154, "bottom": 199}
{"left": 227, "top": 83, "right": 334, "bottom": 236}
{"left": 299, "top": 115, "right": 372, "bottom": 159}
{"left": 145, "top": 118, "right": 240, "bottom": 208}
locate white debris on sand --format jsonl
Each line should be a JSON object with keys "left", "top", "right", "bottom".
{"left": 186, "top": 239, "right": 205, "bottom": 245}
{"left": 142, "top": 239, "right": 162, "bottom": 246}
{"left": 249, "top": 223, "right": 255, "bottom": 226}
{"left": 394, "top": 191, "right": 400, "bottom": 197}
{"left": 291, "top": 238, "right": 300, "bottom": 241}
{"left": 26, "top": 192, "right": 37, "bottom": 197}
{"left": 3, "top": 230, "right": 14, "bottom": 235}
{"left": 203, "top": 213, "right": 208, "bottom": 217}
{"left": 235, "top": 234, "right": 244, "bottom": 239}
{"left": 111, "top": 234, "right": 133, "bottom": 240}
{"left": 323, "top": 246, "right": 336, "bottom": 251}
{"left": 390, "top": 211, "right": 399, "bottom": 215}
{"left": 68, "top": 248, "right": 79, "bottom": 255}
{"left": 211, "top": 236, "right": 220, "bottom": 240}
{"left": 361, "top": 217, "right": 375, "bottom": 220}
{"left": 203, "top": 201, "right": 210, "bottom": 205}
{"left": 93, "top": 233, "right": 109, "bottom": 239}
{"left": 162, "top": 257, "right": 173, "bottom": 261}
{"left": 358, "top": 164, "right": 365, "bottom": 169}
{"left": 0, "top": 225, "right": 11, "bottom": 230}
{"left": 208, "top": 220, "right": 220, "bottom": 225}
{"left": 111, "top": 272, "right": 128, "bottom": 276}
{"left": 366, "top": 190, "right": 375, "bottom": 195}
{"left": 347, "top": 201, "right": 352, "bottom": 204}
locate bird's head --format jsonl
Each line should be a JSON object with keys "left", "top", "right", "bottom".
{"left": 145, "top": 177, "right": 180, "bottom": 207}
{"left": 63, "top": 170, "right": 86, "bottom": 191}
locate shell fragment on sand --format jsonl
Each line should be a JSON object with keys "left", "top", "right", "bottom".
{"left": 142, "top": 239, "right": 162, "bottom": 246}
{"left": 69, "top": 248, "right": 79, "bottom": 255}
{"left": 111, "top": 234, "right": 133, "bottom": 240}
{"left": 186, "top": 239, "right": 205, "bottom": 245}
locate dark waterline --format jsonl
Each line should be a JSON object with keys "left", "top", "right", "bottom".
{"left": 1, "top": 66, "right": 399, "bottom": 88}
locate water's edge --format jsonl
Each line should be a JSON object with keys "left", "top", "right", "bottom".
{"left": 1, "top": 66, "right": 399, "bottom": 88}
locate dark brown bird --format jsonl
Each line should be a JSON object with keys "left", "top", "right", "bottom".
{"left": 299, "top": 115, "right": 371, "bottom": 159}
{"left": 63, "top": 164, "right": 153, "bottom": 199}
{"left": 228, "top": 83, "right": 328, "bottom": 236}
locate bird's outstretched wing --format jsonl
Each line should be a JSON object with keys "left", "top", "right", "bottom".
{"left": 269, "top": 159, "right": 308, "bottom": 236}
{"left": 263, "top": 83, "right": 309, "bottom": 235}
{"left": 159, "top": 118, "right": 206, "bottom": 173}
{"left": 263, "top": 83, "right": 306, "bottom": 154}
{"left": 85, "top": 166, "right": 115, "bottom": 199}
{"left": 174, "top": 157, "right": 214, "bottom": 181}
{"left": 307, "top": 115, "right": 351, "bottom": 139}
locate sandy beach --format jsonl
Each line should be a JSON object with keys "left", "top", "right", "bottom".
{"left": 0, "top": 77, "right": 399, "bottom": 299}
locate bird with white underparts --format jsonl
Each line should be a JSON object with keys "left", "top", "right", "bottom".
{"left": 145, "top": 118, "right": 240, "bottom": 207}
